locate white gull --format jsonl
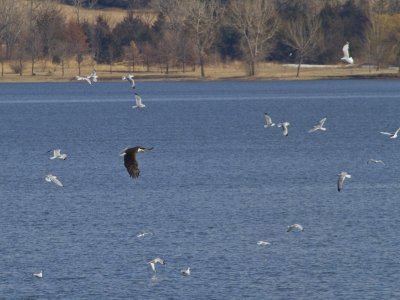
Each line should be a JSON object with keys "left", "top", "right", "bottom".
{"left": 122, "top": 74, "right": 135, "bottom": 89}
{"left": 33, "top": 271, "right": 43, "bottom": 278}
{"left": 49, "top": 149, "right": 67, "bottom": 160}
{"left": 257, "top": 240, "right": 271, "bottom": 246}
{"left": 148, "top": 258, "right": 165, "bottom": 272}
{"left": 337, "top": 171, "right": 351, "bottom": 192}
{"left": 132, "top": 93, "right": 145, "bottom": 109}
{"left": 264, "top": 113, "right": 275, "bottom": 128}
{"left": 367, "top": 159, "right": 384, "bottom": 165}
{"left": 380, "top": 128, "right": 400, "bottom": 139}
{"left": 341, "top": 42, "right": 354, "bottom": 64}
{"left": 287, "top": 224, "right": 304, "bottom": 232}
{"left": 277, "top": 122, "right": 290, "bottom": 136}
{"left": 308, "top": 117, "right": 327, "bottom": 133}
{"left": 181, "top": 267, "right": 191, "bottom": 276}
{"left": 45, "top": 174, "right": 64, "bottom": 187}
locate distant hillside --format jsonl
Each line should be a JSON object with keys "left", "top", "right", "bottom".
{"left": 59, "top": 0, "right": 151, "bottom": 9}
{"left": 57, "top": 2, "right": 157, "bottom": 28}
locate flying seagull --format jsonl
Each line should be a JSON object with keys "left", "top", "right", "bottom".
{"left": 287, "top": 224, "right": 304, "bottom": 232}
{"left": 89, "top": 69, "right": 98, "bottom": 82}
{"left": 75, "top": 69, "right": 98, "bottom": 85}
{"left": 148, "top": 258, "right": 165, "bottom": 272}
{"left": 257, "top": 240, "right": 271, "bottom": 246}
{"left": 264, "top": 113, "right": 275, "bottom": 128}
{"left": 277, "top": 122, "right": 290, "bottom": 136}
{"left": 122, "top": 74, "right": 135, "bottom": 89}
{"left": 341, "top": 42, "right": 354, "bottom": 64}
{"left": 181, "top": 267, "right": 191, "bottom": 276}
{"left": 45, "top": 174, "right": 63, "bottom": 187}
{"left": 75, "top": 75, "right": 92, "bottom": 85}
{"left": 132, "top": 93, "right": 145, "bottom": 109}
{"left": 337, "top": 171, "right": 351, "bottom": 192}
{"left": 120, "top": 146, "right": 153, "bottom": 178}
{"left": 367, "top": 159, "right": 385, "bottom": 165}
{"left": 308, "top": 117, "right": 327, "bottom": 133}
{"left": 48, "top": 149, "right": 67, "bottom": 160}
{"left": 380, "top": 128, "right": 400, "bottom": 139}
{"left": 33, "top": 271, "right": 43, "bottom": 278}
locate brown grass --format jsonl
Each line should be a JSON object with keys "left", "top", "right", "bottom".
{"left": 206, "top": 62, "right": 399, "bottom": 80}
{"left": 59, "top": 4, "right": 157, "bottom": 27}
{"left": 19, "top": 1, "right": 157, "bottom": 27}
{"left": 0, "top": 59, "right": 398, "bottom": 83}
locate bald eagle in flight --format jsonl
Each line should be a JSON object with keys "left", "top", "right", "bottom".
{"left": 120, "top": 146, "right": 153, "bottom": 178}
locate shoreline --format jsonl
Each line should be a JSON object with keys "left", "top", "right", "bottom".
{"left": 0, "top": 73, "right": 398, "bottom": 84}
{"left": 0, "top": 62, "right": 398, "bottom": 83}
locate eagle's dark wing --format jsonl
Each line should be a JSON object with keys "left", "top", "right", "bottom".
{"left": 124, "top": 150, "right": 140, "bottom": 178}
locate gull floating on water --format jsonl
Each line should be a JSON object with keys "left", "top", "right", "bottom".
{"left": 45, "top": 174, "right": 63, "bottom": 187}
{"left": 341, "top": 42, "right": 354, "bottom": 64}
{"left": 264, "top": 113, "right": 275, "bottom": 128}
{"left": 33, "top": 271, "right": 43, "bottom": 278}
{"left": 137, "top": 231, "right": 152, "bottom": 238}
{"left": 287, "top": 224, "right": 304, "bottom": 232}
{"left": 75, "top": 69, "right": 98, "bottom": 85}
{"left": 367, "top": 159, "right": 385, "bottom": 165}
{"left": 120, "top": 146, "right": 153, "bottom": 178}
{"left": 148, "top": 258, "right": 166, "bottom": 272}
{"left": 337, "top": 171, "right": 351, "bottom": 192}
{"left": 122, "top": 74, "right": 135, "bottom": 89}
{"left": 308, "top": 117, "right": 327, "bottom": 133}
{"left": 277, "top": 122, "right": 290, "bottom": 136}
{"left": 132, "top": 93, "right": 145, "bottom": 109}
{"left": 181, "top": 267, "right": 191, "bottom": 276}
{"left": 49, "top": 149, "right": 67, "bottom": 160}
{"left": 257, "top": 240, "right": 271, "bottom": 246}
{"left": 380, "top": 128, "right": 400, "bottom": 139}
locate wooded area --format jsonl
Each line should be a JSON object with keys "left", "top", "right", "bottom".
{"left": 0, "top": 0, "right": 399, "bottom": 78}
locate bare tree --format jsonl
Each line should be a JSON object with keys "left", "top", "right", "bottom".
{"left": 367, "top": 0, "right": 390, "bottom": 70}
{"left": 229, "top": 0, "right": 279, "bottom": 76}
{"left": 73, "top": 0, "right": 84, "bottom": 25}
{"left": 53, "top": 41, "right": 68, "bottom": 76}
{"left": 88, "top": 0, "right": 97, "bottom": 8}
{"left": 284, "top": 16, "right": 321, "bottom": 77}
{"left": 72, "top": 0, "right": 97, "bottom": 24}
{"left": 139, "top": 41, "right": 154, "bottom": 72}
{"left": 12, "top": 29, "right": 28, "bottom": 76}
{"left": 65, "top": 21, "right": 89, "bottom": 76}
{"left": 25, "top": 0, "right": 50, "bottom": 76}
{"left": 124, "top": 41, "right": 140, "bottom": 72}
{"left": 392, "top": 29, "right": 400, "bottom": 74}
{"left": 0, "top": 0, "right": 19, "bottom": 37}
{"left": 184, "top": 0, "right": 224, "bottom": 78}
{"left": 176, "top": 26, "right": 195, "bottom": 72}
{"left": 73, "top": 0, "right": 97, "bottom": 25}
{"left": 379, "top": 14, "right": 400, "bottom": 73}
{"left": 35, "top": 1, "right": 65, "bottom": 67}
{"left": 156, "top": 30, "right": 177, "bottom": 74}
{"left": 152, "top": 0, "right": 191, "bottom": 73}
{"left": 0, "top": 0, "right": 24, "bottom": 75}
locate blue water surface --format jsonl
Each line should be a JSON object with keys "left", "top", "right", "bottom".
{"left": 0, "top": 79, "right": 399, "bottom": 299}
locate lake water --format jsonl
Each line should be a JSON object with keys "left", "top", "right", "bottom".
{"left": 0, "top": 79, "right": 399, "bottom": 299}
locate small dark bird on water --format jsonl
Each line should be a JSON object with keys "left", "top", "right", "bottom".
{"left": 120, "top": 146, "right": 153, "bottom": 178}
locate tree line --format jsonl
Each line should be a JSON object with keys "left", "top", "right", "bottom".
{"left": 60, "top": 0, "right": 152, "bottom": 9}
{"left": 0, "top": 0, "right": 399, "bottom": 78}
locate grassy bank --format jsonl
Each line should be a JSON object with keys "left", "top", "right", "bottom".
{"left": 0, "top": 60, "right": 398, "bottom": 83}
